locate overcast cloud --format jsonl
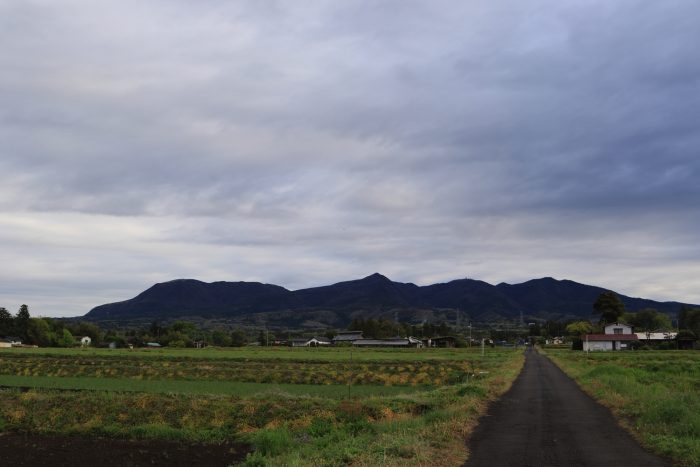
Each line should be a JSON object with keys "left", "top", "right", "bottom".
{"left": 1, "top": 0, "right": 699, "bottom": 317}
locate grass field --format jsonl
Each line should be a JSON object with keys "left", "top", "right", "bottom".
{"left": 542, "top": 348, "right": 700, "bottom": 466}
{"left": 0, "top": 346, "right": 524, "bottom": 465}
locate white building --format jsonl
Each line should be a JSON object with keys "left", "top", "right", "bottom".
{"left": 583, "top": 323, "right": 638, "bottom": 351}
{"left": 290, "top": 337, "right": 332, "bottom": 347}
{"left": 634, "top": 331, "right": 677, "bottom": 342}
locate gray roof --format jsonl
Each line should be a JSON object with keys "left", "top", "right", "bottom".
{"left": 353, "top": 339, "right": 414, "bottom": 346}
{"left": 333, "top": 332, "right": 363, "bottom": 342}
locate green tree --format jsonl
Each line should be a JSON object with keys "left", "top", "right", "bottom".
{"left": 593, "top": 291, "right": 625, "bottom": 324}
{"left": 210, "top": 329, "right": 232, "bottom": 347}
{"left": 57, "top": 328, "right": 75, "bottom": 348}
{"left": 0, "top": 307, "right": 12, "bottom": 336}
{"left": 27, "top": 318, "right": 56, "bottom": 347}
{"left": 162, "top": 330, "right": 192, "bottom": 348}
{"left": 679, "top": 307, "right": 700, "bottom": 336}
{"left": 628, "top": 308, "right": 671, "bottom": 341}
{"left": 14, "top": 305, "right": 31, "bottom": 341}
{"left": 565, "top": 321, "right": 593, "bottom": 337}
{"left": 170, "top": 321, "right": 197, "bottom": 336}
{"left": 230, "top": 329, "right": 247, "bottom": 347}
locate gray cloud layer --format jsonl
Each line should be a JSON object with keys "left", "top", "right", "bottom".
{"left": 1, "top": 1, "right": 699, "bottom": 316}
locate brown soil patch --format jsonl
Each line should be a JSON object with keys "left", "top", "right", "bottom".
{"left": 0, "top": 432, "right": 251, "bottom": 466}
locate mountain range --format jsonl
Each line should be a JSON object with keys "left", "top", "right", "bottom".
{"left": 83, "top": 274, "right": 696, "bottom": 329}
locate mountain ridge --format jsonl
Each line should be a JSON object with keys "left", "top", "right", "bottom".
{"left": 83, "top": 274, "right": 697, "bottom": 327}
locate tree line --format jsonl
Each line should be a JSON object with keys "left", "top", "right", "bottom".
{"left": 0, "top": 305, "right": 97, "bottom": 347}
{"left": 0, "top": 305, "right": 252, "bottom": 348}
{"left": 347, "top": 318, "right": 455, "bottom": 340}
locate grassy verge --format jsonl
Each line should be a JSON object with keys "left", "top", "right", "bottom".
{"left": 541, "top": 348, "right": 700, "bottom": 466}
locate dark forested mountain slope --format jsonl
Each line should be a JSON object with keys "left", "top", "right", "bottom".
{"left": 84, "top": 274, "right": 695, "bottom": 325}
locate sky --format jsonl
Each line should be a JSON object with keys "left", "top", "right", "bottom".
{"left": 1, "top": 0, "right": 699, "bottom": 317}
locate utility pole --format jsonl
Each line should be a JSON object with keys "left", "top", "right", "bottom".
{"left": 348, "top": 348, "right": 353, "bottom": 399}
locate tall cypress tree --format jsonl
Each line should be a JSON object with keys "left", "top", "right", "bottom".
{"left": 14, "top": 304, "right": 31, "bottom": 341}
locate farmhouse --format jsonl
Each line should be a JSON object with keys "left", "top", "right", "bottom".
{"left": 583, "top": 323, "right": 638, "bottom": 351}
{"left": 332, "top": 331, "right": 363, "bottom": 345}
{"left": 290, "top": 337, "right": 332, "bottom": 347}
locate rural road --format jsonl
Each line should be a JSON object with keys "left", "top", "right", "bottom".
{"left": 464, "top": 347, "right": 670, "bottom": 467}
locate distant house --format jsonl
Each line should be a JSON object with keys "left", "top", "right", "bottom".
{"left": 332, "top": 331, "right": 364, "bottom": 345}
{"left": 0, "top": 337, "right": 22, "bottom": 348}
{"left": 77, "top": 336, "right": 92, "bottom": 347}
{"left": 583, "top": 323, "right": 638, "bottom": 351}
{"left": 352, "top": 337, "right": 423, "bottom": 348}
{"left": 290, "top": 337, "right": 332, "bottom": 347}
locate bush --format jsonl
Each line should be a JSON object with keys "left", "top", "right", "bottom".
{"left": 251, "top": 428, "right": 293, "bottom": 456}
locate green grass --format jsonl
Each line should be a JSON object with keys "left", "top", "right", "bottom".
{"left": 542, "top": 349, "right": 700, "bottom": 467}
{"left": 0, "top": 374, "right": 421, "bottom": 398}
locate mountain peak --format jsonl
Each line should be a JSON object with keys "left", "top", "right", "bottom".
{"left": 362, "top": 272, "right": 391, "bottom": 282}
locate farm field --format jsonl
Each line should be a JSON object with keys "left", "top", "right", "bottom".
{"left": 3, "top": 345, "right": 475, "bottom": 361}
{"left": 0, "top": 346, "right": 524, "bottom": 466}
{"left": 0, "top": 351, "right": 481, "bottom": 386}
{"left": 543, "top": 349, "right": 700, "bottom": 466}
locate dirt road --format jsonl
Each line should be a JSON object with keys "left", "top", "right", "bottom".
{"left": 464, "top": 347, "right": 669, "bottom": 467}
